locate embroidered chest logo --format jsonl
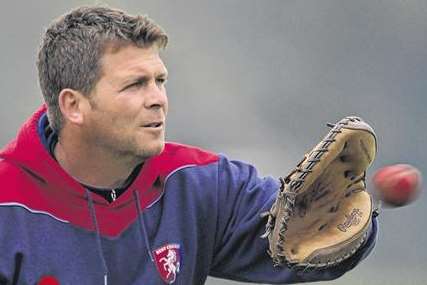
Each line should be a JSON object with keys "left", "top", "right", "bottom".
{"left": 153, "top": 243, "right": 181, "bottom": 284}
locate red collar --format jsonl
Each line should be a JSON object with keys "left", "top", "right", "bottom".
{"left": 0, "top": 105, "right": 218, "bottom": 236}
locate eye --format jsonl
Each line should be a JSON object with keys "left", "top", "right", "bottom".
{"left": 156, "top": 77, "right": 167, "bottom": 85}
{"left": 129, "top": 81, "right": 143, "bottom": 88}
{"left": 124, "top": 80, "right": 145, "bottom": 90}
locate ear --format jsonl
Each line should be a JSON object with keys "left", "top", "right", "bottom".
{"left": 58, "top": 88, "right": 87, "bottom": 125}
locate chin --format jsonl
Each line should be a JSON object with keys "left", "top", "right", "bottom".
{"left": 140, "top": 141, "right": 165, "bottom": 158}
{"left": 152, "top": 141, "right": 166, "bottom": 155}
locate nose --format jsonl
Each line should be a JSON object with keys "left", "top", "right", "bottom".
{"left": 144, "top": 82, "right": 168, "bottom": 110}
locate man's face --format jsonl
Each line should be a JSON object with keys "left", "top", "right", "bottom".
{"left": 83, "top": 44, "right": 168, "bottom": 161}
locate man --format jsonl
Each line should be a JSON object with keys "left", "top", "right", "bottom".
{"left": 0, "top": 6, "right": 377, "bottom": 285}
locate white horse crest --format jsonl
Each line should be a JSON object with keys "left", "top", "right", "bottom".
{"left": 154, "top": 243, "right": 181, "bottom": 284}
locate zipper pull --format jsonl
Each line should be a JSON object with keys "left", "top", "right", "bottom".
{"left": 111, "top": 189, "right": 117, "bottom": 202}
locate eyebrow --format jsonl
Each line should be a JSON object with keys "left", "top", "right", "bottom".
{"left": 124, "top": 71, "right": 168, "bottom": 82}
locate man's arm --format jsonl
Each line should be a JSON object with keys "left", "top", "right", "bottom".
{"left": 209, "top": 156, "right": 378, "bottom": 284}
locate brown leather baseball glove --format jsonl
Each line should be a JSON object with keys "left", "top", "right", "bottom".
{"left": 262, "top": 116, "right": 377, "bottom": 268}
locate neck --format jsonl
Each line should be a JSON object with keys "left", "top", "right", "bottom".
{"left": 54, "top": 133, "right": 141, "bottom": 189}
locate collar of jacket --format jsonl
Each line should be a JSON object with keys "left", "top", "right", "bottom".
{"left": 0, "top": 104, "right": 218, "bottom": 237}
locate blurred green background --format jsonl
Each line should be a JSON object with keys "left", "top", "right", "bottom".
{"left": 1, "top": 1, "right": 426, "bottom": 284}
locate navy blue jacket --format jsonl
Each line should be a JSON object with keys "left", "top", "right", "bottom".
{"left": 0, "top": 106, "right": 378, "bottom": 284}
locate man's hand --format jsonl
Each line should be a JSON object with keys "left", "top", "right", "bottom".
{"left": 262, "top": 116, "right": 377, "bottom": 268}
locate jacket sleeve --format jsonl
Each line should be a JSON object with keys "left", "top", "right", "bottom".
{"left": 209, "top": 155, "right": 378, "bottom": 284}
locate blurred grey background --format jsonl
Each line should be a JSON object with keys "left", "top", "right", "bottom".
{"left": 1, "top": 0, "right": 426, "bottom": 284}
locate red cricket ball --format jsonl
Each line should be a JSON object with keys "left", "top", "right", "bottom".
{"left": 372, "top": 164, "right": 422, "bottom": 207}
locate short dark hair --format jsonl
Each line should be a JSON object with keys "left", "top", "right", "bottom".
{"left": 37, "top": 6, "right": 168, "bottom": 132}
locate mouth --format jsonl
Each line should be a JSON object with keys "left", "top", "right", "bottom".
{"left": 142, "top": 122, "right": 163, "bottom": 128}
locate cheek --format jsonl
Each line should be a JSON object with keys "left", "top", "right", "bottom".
{"left": 91, "top": 110, "right": 128, "bottom": 131}
{"left": 164, "top": 100, "right": 169, "bottom": 115}
{"left": 163, "top": 92, "right": 169, "bottom": 114}
{"left": 119, "top": 96, "right": 146, "bottom": 115}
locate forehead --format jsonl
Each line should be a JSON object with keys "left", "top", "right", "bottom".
{"left": 99, "top": 44, "right": 167, "bottom": 80}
